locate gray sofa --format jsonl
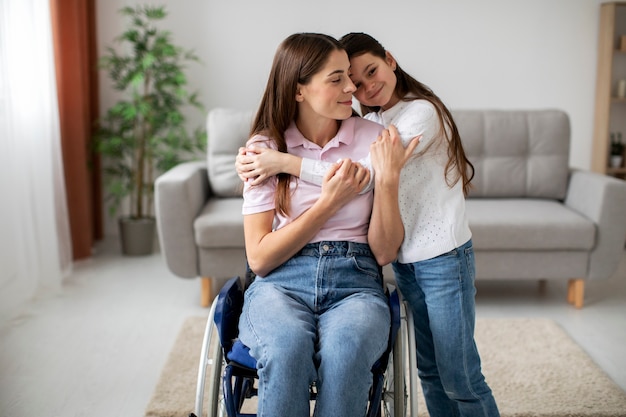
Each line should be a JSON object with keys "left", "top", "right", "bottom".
{"left": 155, "top": 108, "right": 626, "bottom": 308}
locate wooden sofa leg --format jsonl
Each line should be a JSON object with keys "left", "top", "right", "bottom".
{"left": 567, "top": 279, "right": 585, "bottom": 309}
{"left": 200, "top": 277, "right": 212, "bottom": 307}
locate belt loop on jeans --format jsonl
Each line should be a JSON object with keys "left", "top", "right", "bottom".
{"left": 347, "top": 241, "right": 372, "bottom": 257}
{"left": 346, "top": 241, "right": 356, "bottom": 257}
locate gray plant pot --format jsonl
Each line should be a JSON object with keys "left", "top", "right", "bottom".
{"left": 610, "top": 155, "right": 623, "bottom": 168}
{"left": 118, "top": 216, "right": 156, "bottom": 256}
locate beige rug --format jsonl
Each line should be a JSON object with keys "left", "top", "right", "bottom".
{"left": 145, "top": 317, "right": 626, "bottom": 417}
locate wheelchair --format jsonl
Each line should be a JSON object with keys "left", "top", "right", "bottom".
{"left": 189, "top": 272, "right": 418, "bottom": 417}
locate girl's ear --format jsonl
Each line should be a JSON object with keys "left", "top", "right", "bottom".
{"left": 385, "top": 51, "right": 397, "bottom": 71}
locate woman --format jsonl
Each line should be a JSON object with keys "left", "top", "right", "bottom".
{"left": 237, "top": 32, "right": 415, "bottom": 417}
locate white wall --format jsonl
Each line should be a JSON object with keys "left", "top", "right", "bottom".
{"left": 96, "top": 0, "right": 605, "bottom": 173}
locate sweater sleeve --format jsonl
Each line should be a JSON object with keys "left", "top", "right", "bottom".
{"left": 299, "top": 155, "right": 374, "bottom": 193}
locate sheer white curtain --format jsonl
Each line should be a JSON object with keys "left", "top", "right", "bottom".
{"left": 0, "top": 0, "right": 72, "bottom": 323}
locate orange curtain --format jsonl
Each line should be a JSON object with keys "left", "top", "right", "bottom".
{"left": 50, "top": 0, "right": 102, "bottom": 260}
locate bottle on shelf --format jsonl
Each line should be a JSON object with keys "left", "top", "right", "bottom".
{"left": 610, "top": 133, "right": 624, "bottom": 168}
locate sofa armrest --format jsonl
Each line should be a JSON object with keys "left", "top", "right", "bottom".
{"left": 565, "top": 169, "right": 626, "bottom": 280}
{"left": 155, "top": 161, "right": 210, "bottom": 278}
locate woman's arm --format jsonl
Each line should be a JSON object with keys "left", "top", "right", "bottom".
{"left": 245, "top": 159, "right": 370, "bottom": 276}
{"left": 368, "top": 126, "right": 420, "bottom": 265}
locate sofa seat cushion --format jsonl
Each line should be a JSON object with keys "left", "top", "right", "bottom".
{"left": 466, "top": 199, "right": 595, "bottom": 251}
{"left": 195, "top": 198, "right": 245, "bottom": 248}
{"left": 474, "top": 250, "right": 588, "bottom": 280}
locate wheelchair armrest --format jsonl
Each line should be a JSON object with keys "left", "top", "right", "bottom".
{"left": 213, "top": 276, "right": 245, "bottom": 352}
{"left": 214, "top": 276, "right": 258, "bottom": 370}
{"left": 386, "top": 284, "right": 401, "bottom": 351}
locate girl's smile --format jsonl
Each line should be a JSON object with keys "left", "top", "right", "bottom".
{"left": 349, "top": 51, "right": 399, "bottom": 110}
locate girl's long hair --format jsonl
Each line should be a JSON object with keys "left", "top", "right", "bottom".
{"left": 250, "top": 33, "right": 345, "bottom": 215}
{"left": 340, "top": 32, "right": 474, "bottom": 196}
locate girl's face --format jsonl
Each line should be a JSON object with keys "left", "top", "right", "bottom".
{"left": 296, "top": 49, "right": 356, "bottom": 121}
{"left": 349, "top": 51, "right": 399, "bottom": 111}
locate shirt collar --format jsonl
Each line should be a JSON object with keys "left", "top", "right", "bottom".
{"left": 286, "top": 118, "right": 356, "bottom": 150}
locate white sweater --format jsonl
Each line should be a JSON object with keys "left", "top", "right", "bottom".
{"left": 365, "top": 99, "right": 471, "bottom": 263}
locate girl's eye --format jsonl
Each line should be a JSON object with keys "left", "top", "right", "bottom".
{"left": 368, "top": 67, "right": 377, "bottom": 77}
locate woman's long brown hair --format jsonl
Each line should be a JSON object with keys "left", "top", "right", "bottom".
{"left": 250, "top": 33, "right": 345, "bottom": 215}
{"left": 340, "top": 33, "right": 474, "bottom": 196}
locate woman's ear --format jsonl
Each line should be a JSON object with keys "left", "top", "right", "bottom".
{"left": 385, "top": 51, "right": 397, "bottom": 71}
{"left": 295, "top": 84, "right": 304, "bottom": 102}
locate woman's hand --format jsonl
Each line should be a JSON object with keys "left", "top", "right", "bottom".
{"left": 317, "top": 159, "right": 370, "bottom": 211}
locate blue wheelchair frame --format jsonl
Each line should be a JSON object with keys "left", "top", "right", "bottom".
{"left": 190, "top": 274, "right": 418, "bottom": 417}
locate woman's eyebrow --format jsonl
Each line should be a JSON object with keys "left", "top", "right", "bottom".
{"left": 326, "top": 69, "right": 346, "bottom": 77}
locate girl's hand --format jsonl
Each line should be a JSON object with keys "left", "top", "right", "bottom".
{"left": 370, "top": 125, "right": 420, "bottom": 184}
{"left": 235, "top": 146, "right": 287, "bottom": 186}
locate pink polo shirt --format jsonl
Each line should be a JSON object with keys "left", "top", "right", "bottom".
{"left": 242, "top": 117, "right": 383, "bottom": 244}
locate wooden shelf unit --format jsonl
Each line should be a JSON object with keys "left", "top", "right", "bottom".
{"left": 592, "top": 2, "right": 626, "bottom": 177}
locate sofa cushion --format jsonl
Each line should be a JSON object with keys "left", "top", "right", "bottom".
{"left": 207, "top": 108, "right": 255, "bottom": 197}
{"left": 466, "top": 199, "right": 595, "bottom": 251}
{"left": 474, "top": 251, "right": 589, "bottom": 280}
{"left": 454, "top": 110, "right": 570, "bottom": 200}
{"left": 195, "top": 198, "right": 245, "bottom": 248}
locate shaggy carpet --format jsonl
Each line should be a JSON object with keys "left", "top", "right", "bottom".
{"left": 145, "top": 317, "right": 626, "bottom": 417}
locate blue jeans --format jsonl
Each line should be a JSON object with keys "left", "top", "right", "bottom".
{"left": 392, "top": 239, "right": 500, "bottom": 417}
{"left": 238, "top": 241, "right": 390, "bottom": 417}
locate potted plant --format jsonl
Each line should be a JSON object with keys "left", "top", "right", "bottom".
{"left": 94, "top": 5, "right": 206, "bottom": 255}
{"left": 610, "top": 132, "right": 624, "bottom": 168}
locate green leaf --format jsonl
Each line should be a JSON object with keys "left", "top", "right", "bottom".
{"left": 142, "top": 53, "right": 155, "bottom": 69}
{"left": 130, "top": 72, "right": 144, "bottom": 89}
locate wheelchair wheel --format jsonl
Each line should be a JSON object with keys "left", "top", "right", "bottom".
{"left": 206, "top": 327, "right": 225, "bottom": 416}
{"left": 404, "top": 299, "right": 418, "bottom": 417}
{"left": 380, "top": 343, "right": 406, "bottom": 417}
{"left": 194, "top": 298, "right": 228, "bottom": 417}
{"left": 379, "top": 297, "right": 418, "bottom": 417}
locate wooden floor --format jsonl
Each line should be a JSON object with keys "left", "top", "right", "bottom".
{"left": 0, "top": 238, "right": 625, "bottom": 417}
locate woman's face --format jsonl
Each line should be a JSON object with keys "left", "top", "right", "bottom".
{"left": 349, "top": 51, "right": 399, "bottom": 111}
{"left": 296, "top": 49, "right": 356, "bottom": 121}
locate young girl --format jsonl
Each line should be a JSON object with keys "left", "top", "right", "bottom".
{"left": 237, "top": 33, "right": 500, "bottom": 417}
{"left": 237, "top": 32, "right": 416, "bottom": 417}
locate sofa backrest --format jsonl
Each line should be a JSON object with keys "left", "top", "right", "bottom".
{"left": 453, "top": 110, "right": 570, "bottom": 200}
{"left": 206, "top": 108, "right": 571, "bottom": 200}
{"left": 207, "top": 108, "right": 255, "bottom": 197}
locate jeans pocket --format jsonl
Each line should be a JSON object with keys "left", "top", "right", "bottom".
{"left": 351, "top": 254, "right": 380, "bottom": 280}
{"left": 463, "top": 245, "right": 476, "bottom": 282}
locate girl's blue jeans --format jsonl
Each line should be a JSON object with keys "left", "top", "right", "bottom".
{"left": 393, "top": 239, "right": 500, "bottom": 417}
{"left": 238, "top": 241, "right": 390, "bottom": 417}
